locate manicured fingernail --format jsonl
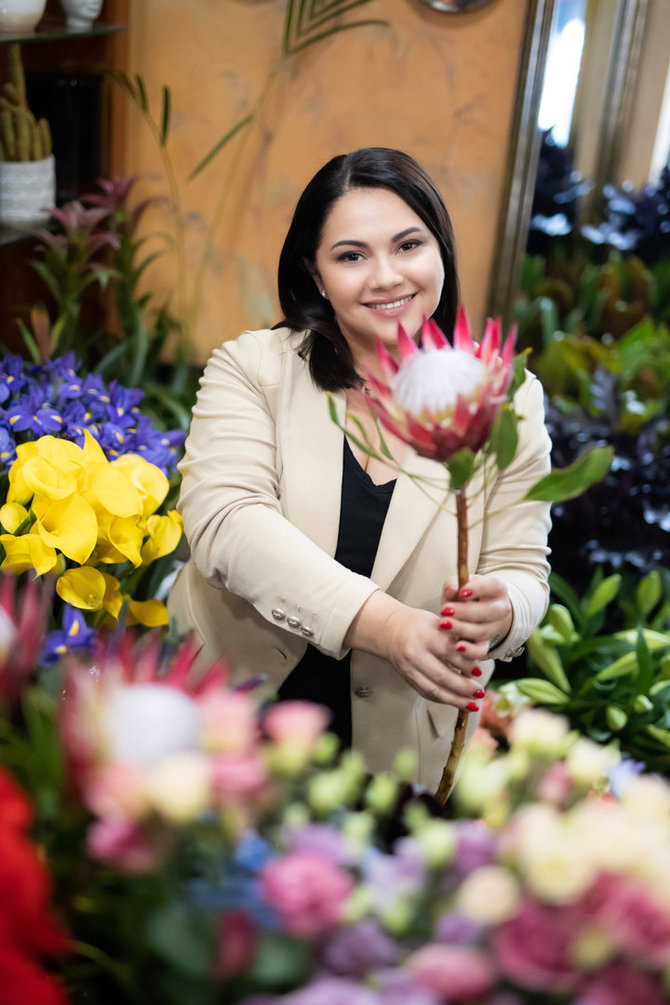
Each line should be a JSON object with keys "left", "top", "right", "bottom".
{"left": 440, "top": 619, "right": 453, "bottom": 630}
{"left": 471, "top": 666, "right": 482, "bottom": 677}
{"left": 441, "top": 606, "right": 454, "bottom": 616}
{"left": 473, "top": 689, "right": 485, "bottom": 699}
{"left": 456, "top": 644, "right": 466, "bottom": 653}
{"left": 466, "top": 702, "right": 480, "bottom": 712}
{"left": 460, "top": 588, "right": 473, "bottom": 598}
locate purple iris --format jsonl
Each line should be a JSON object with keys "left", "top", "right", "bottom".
{"left": 41, "top": 605, "right": 96, "bottom": 664}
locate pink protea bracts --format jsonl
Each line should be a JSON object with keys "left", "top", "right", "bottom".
{"left": 365, "top": 308, "right": 516, "bottom": 463}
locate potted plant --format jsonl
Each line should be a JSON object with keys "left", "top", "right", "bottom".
{"left": 0, "top": 41, "right": 54, "bottom": 227}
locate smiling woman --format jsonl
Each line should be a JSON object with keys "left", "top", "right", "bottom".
{"left": 168, "top": 147, "right": 552, "bottom": 793}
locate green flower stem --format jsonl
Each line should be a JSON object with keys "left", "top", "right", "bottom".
{"left": 435, "top": 488, "right": 470, "bottom": 807}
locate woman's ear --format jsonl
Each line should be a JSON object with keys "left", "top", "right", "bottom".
{"left": 304, "top": 258, "right": 322, "bottom": 292}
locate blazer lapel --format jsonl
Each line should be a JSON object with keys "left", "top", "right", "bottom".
{"left": 279, "top": 378, "right": 345, "bottom": 558}
{"left": 372, "top": 450, "right": 453, "bottom": 591}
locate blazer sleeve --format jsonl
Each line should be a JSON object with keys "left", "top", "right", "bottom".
{"left": 476, "top": 374, "right": 552, "bottom": 661}
{"left": 177, "top": 331, "right": 378, "bottom": 659}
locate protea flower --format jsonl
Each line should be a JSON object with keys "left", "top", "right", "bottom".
{"left": 365, "top": 308, "right": 516, "bottom": 466}
{"left": 360, "top": 308, "right": 517, "bottom": 806}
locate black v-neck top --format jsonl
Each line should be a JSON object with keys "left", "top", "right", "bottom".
{"left": 277, "top": 439, "right": 396, "bottom": 745}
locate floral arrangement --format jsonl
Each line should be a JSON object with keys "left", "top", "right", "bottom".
{"left": 2, "top": 576, "right": 670, "bottom": 1005}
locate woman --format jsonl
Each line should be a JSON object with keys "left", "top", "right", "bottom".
{"left": 168, "top": 147, "right": 551, "bottom": 791}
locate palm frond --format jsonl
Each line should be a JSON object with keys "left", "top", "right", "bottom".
{"left": 283, "top": 0, "right": 386, "bottom": 56}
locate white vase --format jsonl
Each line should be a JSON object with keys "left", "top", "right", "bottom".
{"left": 0, "top": 0, "right": 47, "bottom": 33}
{"left": 0, "top": 154, "right": 55, "bottom": 227}
{"left": 59, "top": 0, "right": 102, "bottom": 30}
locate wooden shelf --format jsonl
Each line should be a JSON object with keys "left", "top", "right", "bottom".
{"left": 0, "top": 22, "right": 127, "bottom": 45}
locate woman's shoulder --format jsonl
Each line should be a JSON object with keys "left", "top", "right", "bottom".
{"left": 207, "top": 326, "right": 308, "bottom": 382}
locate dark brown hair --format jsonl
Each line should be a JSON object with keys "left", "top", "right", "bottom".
{"left": 276, "top": 147, "right": 460, "bottom": 391}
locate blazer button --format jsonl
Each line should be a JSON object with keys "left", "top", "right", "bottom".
{"left": 354, "top": 685, "right": 373, "bottom": 698}
{"left": 300, "top": 626, "right": 314, "bottom": 638}
{"left": 271, "top": 608, "right": 286, "bottom": 622}
{"left": 286, "top": 616, "right": 301, "bottom": 629}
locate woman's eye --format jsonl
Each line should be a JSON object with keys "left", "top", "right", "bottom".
{"left": 398, "top": 240, "right": 421, "bottom": 253}
{"left": 337, "top": 251, "right": 363, "bottom": 262}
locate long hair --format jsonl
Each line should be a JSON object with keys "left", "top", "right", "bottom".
{"left": 276, "top": 147, "right": 460, "bottom": 391}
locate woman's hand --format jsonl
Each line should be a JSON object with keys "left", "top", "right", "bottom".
{"left": 344, "top": 591, "right": 485, "bottom": 710}
{"left": 439, "top": 574, "right": 513, "bottom": 672}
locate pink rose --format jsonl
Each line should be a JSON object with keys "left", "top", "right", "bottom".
{"left": 200, "top": 691, "right": 258, "bottom": 754}
{"left": 406, "top": 943, "right": 495, "bottom": 1001}
{"left": 259, "top": 852, "right": 353, "bottom": 936}
{"left": 537, "top": 761, "right": 573, "bottom": 806}
{"left": 211, "top": 754, "right": 270, "bottom": 798}
{"left": 86, "top": 817, "right": 162, "bottom": 873}
{"left": 579, "top": 960, "right": 668, "bottom": 1005}
{"left": 215, "top": 909, "right": 258, "bottom": 979}
{"left": 263, "top": 701, "right": 329, "bottom": 752}
{"left": 83, "top": 762, "right": 147, "bottom": 819}
{"left": 493, "top": 899, "right": 579, "bottom": 992}
{"left": 580, "top": 874, "right": 670, "bottom": 966}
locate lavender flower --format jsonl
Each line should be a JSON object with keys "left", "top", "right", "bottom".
{"left": 322, "top": 920, "right": 399, "bottom": 977}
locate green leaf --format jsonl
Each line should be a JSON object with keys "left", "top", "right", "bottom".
{"left": 606, "top": 705, "right": 628, "bottom": 731}
{"left": 159, "top": 85, "right": 171, "bottom": 146}
{"left": 489, "top": 407, "right": 518, "bottom": 470}
{"left": 596, "top": 651, "right": 638, "bottom": 682}
{"left": 585, "top": 574, "right": 621, "bottom": 618}
{"left": 147, "top": 904, "right": 214, "bottom": 978}
{"left": 515, "top": 678, "right": 569, "bottom": 705}
{"left": 188, "top": 114, "right": 253, "bottom": 181}
{"left": 446, "top": 448, "right": 475, "bottom": 491}
{"left": 524, "top": 445, "right": 613, "bottom": 502}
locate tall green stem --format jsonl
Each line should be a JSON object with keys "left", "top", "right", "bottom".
{"left": 435, "top": 488, "right": 470, "bottom": 806}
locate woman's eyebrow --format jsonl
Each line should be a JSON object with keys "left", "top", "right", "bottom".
{"left": 330, "top": 226, "right": 423, "bottom": 251}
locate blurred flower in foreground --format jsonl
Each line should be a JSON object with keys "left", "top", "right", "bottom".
{"left": 0, "top": 768, "right": 69, "bottom": 1004}
{"left": 0, "top": 574, "right": 53, "bottom": 703}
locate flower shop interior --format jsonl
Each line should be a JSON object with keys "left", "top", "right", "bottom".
{"left": 1, "top": 0, "right": 670, "bottom": 1002}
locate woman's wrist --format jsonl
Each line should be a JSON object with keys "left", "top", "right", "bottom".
{"left": 344, "top": 589, "right": 406, "bottom": 658}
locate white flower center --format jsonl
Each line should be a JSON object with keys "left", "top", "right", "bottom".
{"left": 104, "top": 683, "right": 201, "bottom": 766}
{"left": 392, "top": 348, "right": 486, "bottom": 417}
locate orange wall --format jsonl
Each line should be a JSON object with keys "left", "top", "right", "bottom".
{"left": 124, "top": 0, "right": 527, "bottom": 363}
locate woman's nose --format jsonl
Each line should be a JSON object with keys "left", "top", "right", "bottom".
{"left": 369, "top": 255, "right": 403, "bottom": 289}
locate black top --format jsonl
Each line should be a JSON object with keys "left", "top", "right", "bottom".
{"left": 277, "top": 438, "right": 396, "bottom": 745}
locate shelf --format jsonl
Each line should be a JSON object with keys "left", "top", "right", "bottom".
{"left": 0, "top": 21, "right": 127, "bottom": 45}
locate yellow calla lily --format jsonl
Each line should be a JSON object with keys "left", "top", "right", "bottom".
{"left": 140, "top": 511, "right": 184, "bottom": 565}
{"left": 84, "top": 462, "right": 143, "bottom": 518}
{"left": 28, "top": 435, "right": 86, "bottom": 472}
{"left": 56, "top": 566, "right": 106, "bottom": 610}
{"left": 80, "top": 428, "right": 107, "bottom": 466}
{"left": 127, "top": 596, "right": 169, "bottom": 627}
{"left": 95, "top": 513, "right": 144, "bottom": 567}
{"left": 0, "top": 502, "right": 29, "bottom": 534}
{"left": 22, "top": 455, "right": 78, "bottom": 501}
{"left": 100, "top": 572, "right": 123, "bottom": 618}
{"left": 33, "top": 493, "right": 98, "bottom": 565}
{"left": 0, "top": 532, "right": 58, "bottom": 575}
{"left": 112, "top": 454, "right": 169, "bottom": 516}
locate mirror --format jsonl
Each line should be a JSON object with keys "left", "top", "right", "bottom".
{"left": 488, "top": 0, "right": 659, "bottom": 324}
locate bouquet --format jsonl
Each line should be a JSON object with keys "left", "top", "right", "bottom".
{"left": 2, "top": 576, "right": 670, "bottom": 1004}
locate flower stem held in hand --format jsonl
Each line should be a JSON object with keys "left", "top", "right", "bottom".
{"left": 435, "top": 489, "right": 469, "bottom": 806}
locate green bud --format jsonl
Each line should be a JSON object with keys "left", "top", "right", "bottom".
{"left": 605, "top": 705, "right": 628, "bottom": 731}
{"left": 515, "top": 677, "right": 568, "bottom": 705}
{"left": 585, "top": 575, "right": 621, "bottom": 618}
{"left": 547, "top": 603, "right": 577, "bottom": 643}
{"left": 341, "top": 811, "right": 374, "bottom": 856}
{"left": 636, "top": 570, "right": 662, "bottom": 618}
{"left": 414, "top": 819, "right": 457, "bottom": 869}
{"left": 526, "top": 633, "right": 571, "bottom": 692}
{"left": 631, "top": 694, "right": 653, "bottom": 714}
{"left": 281, "top": 802, "right": 310, "bottom": 829}
{"left": 392, "top": 747, "right": 417, "bottom": 783}
{"left": 381, "top": 898, "right": 414, "bottom": 936}
{"left": 596, "top": 652, "right": 637, "bottom": 682}
{"left": 364, "top": 772, "right": 398, "bottom": 815}
{"left": 313, "top": 732, "right": 339, "bottom": 766}
{"left": 308, "top": 771, "right": 353, "bottom": 814}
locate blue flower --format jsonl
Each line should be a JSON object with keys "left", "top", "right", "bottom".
{"left": 0, "top": 356, "right": 27, "bottom": 403}
{"left": 41, "top": 605, "right": 96, "bottom": 664}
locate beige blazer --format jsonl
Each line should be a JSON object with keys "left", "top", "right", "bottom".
{"left": 168, "top": 327, "right": 552, "bottom": 790}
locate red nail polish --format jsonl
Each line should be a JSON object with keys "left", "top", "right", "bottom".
{"left": 460, "top": 588, "right": 473, "bottom": 599}
{"left": 466, "top": 702, "right": 480, "bottom": 712}
{"left": 456, "top": 644, "right": 466, "bottom": 653}
{"left": 440, "top": 619, "right": 453, "bottom": 630}
{"left": 441, "top": 606, "right": 454, "bottom": 616}
{"left": 473, "top": 689, "right": 485, "bottom": 699}
{"left": 471, "top": 666, "right": 482, "bottom": 677}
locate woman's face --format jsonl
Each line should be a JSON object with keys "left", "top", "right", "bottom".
{"left": 311, "top": 187, "right": 445, "bottom": 370}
